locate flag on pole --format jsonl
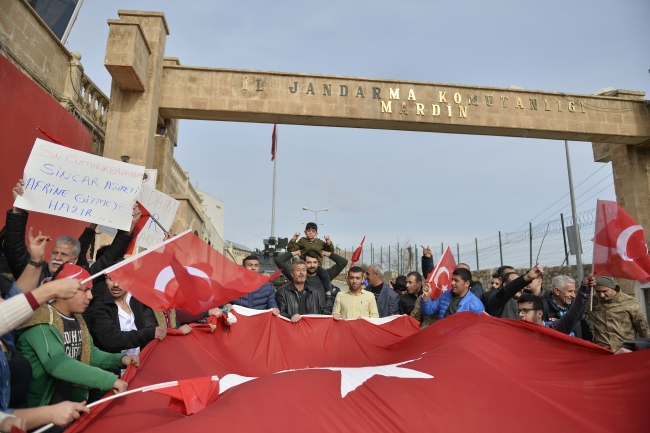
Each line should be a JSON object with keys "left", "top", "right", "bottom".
{"left": 126, "top": 202, "right": 151, "bottom": 255}
{"left": 592, "top": 199, "right": 650, "bottom": 283}
{"left": 426, "top": 245, "right": 457, "bottom": 301}
{"left": 103, "top": 231, "right": 282, "bottom": 314}
{"left": 37, "top": 126, "right": 71, "bottom": 148}
{"left": 350, "top": 236, "right": 366, "bottom": 267}
{"left": 271, "top": 124, "right": 277, "bottom": 161}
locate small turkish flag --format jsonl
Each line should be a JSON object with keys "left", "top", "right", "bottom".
{"left": 592, "top": 200, "right": 650, "bottom": 283}
{"left": 150, "top": 376, "right": 220, "bottom": 416}
{"left": 426, "top": 245, "right": 457, "bottom": 301}
{"left": 126, "top": 202, "right": 151, "bottom": 255}
{"left": 104, "top": 231, "right": 281, "bottom": 314}
{"left": 350, "top": 236, "right": 365, "bottom": 267}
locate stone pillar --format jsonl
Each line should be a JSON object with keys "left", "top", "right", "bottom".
{"left": 592, "top": 90, "right": 650, "bottom": 296}
{"left": 102, "top": 10, "right": 169, "bottom": 167}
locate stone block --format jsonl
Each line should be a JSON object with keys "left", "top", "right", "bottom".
{"left": 104, "top": 21, "right": 150, "bottom": 91}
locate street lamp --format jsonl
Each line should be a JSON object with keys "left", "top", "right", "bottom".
{"left": 302, "top": 207, "right": 329, "bottom": 224}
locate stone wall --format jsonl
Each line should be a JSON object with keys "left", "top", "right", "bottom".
{"left": 0, "top": 0, "right": 71, "bottom": 97}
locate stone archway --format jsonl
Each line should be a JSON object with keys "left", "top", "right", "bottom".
{"left": 101, "top": 10, "right": 650, "bottom": 242}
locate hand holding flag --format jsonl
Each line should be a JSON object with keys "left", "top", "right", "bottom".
{"left": 426, "top": 245, "right": 457, "bottom": 301}
{"left": 96, "top": 231, "right": 281, "bottom": 314}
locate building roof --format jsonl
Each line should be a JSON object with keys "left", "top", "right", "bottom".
{"left": 226, "top": 240, "right": 252, "bottom": 252}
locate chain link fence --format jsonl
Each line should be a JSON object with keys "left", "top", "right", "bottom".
{"left": 324, "top": 208, "right": 596, "bottom": 278}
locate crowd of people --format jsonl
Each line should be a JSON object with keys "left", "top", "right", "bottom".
{"left": 1, "top": 183, "right": 649, "bottom": 432}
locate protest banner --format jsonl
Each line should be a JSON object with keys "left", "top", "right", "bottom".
{"left": 14, "top": 139, "right": 144, "bottom": 231}
{"left": 98, "top": 169, "right": 158, "bottom": 236}
{"left": 136, "top": 183, "right": 179, "bottom": 249}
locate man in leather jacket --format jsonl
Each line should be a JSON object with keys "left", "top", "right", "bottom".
{"left": 276, "top": 259, "right": 327, "bottom": 322}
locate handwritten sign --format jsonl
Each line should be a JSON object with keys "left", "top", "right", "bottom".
{"left": 14, "top": 139, "right": 144, "bottom": 231}
{"left": 136, "top": 183, "right": 179, "bottom": 249}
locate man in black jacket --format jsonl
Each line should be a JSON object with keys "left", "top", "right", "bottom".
{"left": 542, "top": 275, "right": 589, "bottom": 339}
{"left": 276, "top": 259, "right": 326, "bottom": 322}
{"left": 482, "top": 266, "right": 545, "bottom": 318}
{"left": 5, "top": 179, "right": 141, "bottom": 285}
{"left": 86, "top": 274, "right": 165, "bottom": 356}
{"left": 517, "top": 274, "right": 595, "bottom": 335}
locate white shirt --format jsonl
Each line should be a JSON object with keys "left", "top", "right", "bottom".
{"left": 117, "top": 293, "right": 140, "bottom": 374}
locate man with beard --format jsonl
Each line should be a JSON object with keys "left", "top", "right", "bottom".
{"left": 5, "top": 179, "right": 141, "bottom": 285}
{"left": 332, "top": 266, "right": 378, "bottom": 320}
{"left": 275, "top": 249, "right": 347, "bottom": 313}
{"left": 276, "top": 260, "right": 327, "bottom": 322}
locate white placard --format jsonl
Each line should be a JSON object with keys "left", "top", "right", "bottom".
{"left": 135, "top": 183, "right": 179, "bottom": 249}
{"left": 14, "top": 139, "right": 144, "bottom": 231}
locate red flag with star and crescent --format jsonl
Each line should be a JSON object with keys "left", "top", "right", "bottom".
{"left": 66, "top": 307, "right": 649, "bottom": 433}
{"left": 592, "top": 199, "right": 650, "bottom": 283}
{"left": 103, "top": 230, "right": 281, "bottom": 314}
{"left": 426, "top": 245, "right": 457, "bottom": 301}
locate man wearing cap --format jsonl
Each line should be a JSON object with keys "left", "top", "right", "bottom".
{"left": 14, "top": 263, "right": 139, "bottom": 408}
{"left": 587, "top": 276, "right": 650, "bottom": 351}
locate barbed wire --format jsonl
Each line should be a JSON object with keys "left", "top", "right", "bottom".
{"left": 328, "top": 208, "right": 597, "bottom": 275}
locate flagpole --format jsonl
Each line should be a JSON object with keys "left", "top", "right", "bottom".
{"left": 564, "top": 140, "right": 585, "bottom": 294}
{"left": 271, "top": 125, "right": 277, "bottom": 238}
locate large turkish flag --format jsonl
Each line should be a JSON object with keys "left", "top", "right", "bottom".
{"left": 66, "top": 309, "right": 649, "bottom": 433}
{"left": 593, "top": 199, "right": 650, "bottom": 283}
{"left": 104, "top": 231, "right": 280, "bottom": 314}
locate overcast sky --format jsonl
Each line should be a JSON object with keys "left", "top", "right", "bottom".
{"left": 66, "top": 0, "right": 649, "bottom": 260}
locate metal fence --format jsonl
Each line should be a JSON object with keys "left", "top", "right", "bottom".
{"left": 325, "top": 208, "right": 596, "bottom": 277}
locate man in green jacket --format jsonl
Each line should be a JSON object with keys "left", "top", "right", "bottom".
{"left": 15, "top": 263, "right": 139, "bottom": 407}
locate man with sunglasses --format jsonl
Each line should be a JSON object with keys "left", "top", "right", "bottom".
{"left": 517, "top": 274, "right": 596, "bottom": 335}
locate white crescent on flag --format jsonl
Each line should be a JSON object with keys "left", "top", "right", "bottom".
{"left": 154, "top": 265, "right": 212, "bottom": 292}
{"left": 616, "top": 225, "right": 644, "bottom": 262}
{"left": 434, "top": 266, "right": 450, "bottom": 290}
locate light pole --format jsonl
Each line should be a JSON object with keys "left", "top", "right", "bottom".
{"left": 302, "top": 207, "right": 329, "bottom": 224}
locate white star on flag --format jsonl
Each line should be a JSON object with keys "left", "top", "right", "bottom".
{"left": 280, "top": 359, "right": 434, "bottom": 398}
{"left": 217, "top": 359, "right": 433, "bottom": 398}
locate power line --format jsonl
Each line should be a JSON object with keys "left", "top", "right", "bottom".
{"left": 510, "top": 162, "right": 610, "bottom": 232}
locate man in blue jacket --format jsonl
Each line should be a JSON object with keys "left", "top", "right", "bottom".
{"left": 420, "top": 268, "right": 484, "bottom": 318}
{"left": 229, "top": 256, "right": 279, "bottom": 315}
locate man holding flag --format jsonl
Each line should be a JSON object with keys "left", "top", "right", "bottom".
{"left": 420, "top": 268, "right": 484, "bottom": 319}
{"left": 588, "top": 199, "right": 650, "bottom": 351}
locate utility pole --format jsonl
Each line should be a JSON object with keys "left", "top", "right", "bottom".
{"left": 271, "top": 126, "right": 278, "bottom": 238}
{"left": 565, "top": 140, "right": 583, "bottom": 283}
